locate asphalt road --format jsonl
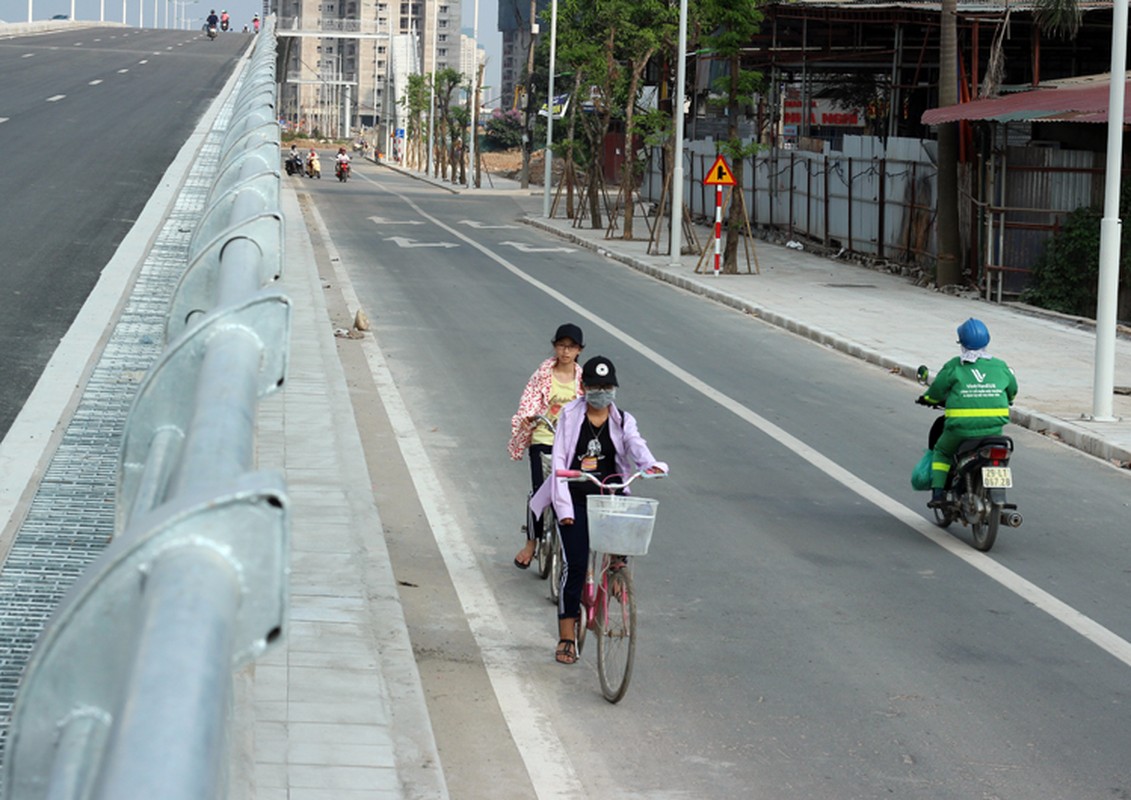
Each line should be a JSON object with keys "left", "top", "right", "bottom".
{"left": 0, "top": 27, "right": 247, "bottom": 439}
{"left": 301, "top": 163, "right": 1131, "bottom": 799}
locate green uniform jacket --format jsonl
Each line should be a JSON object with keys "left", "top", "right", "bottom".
{"left": 924, "top": 355, "right": 1018, "bottom": 436}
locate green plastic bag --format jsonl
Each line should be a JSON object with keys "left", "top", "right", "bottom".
{"left": 911, "top": 449, "right": 933, "bottom": 491}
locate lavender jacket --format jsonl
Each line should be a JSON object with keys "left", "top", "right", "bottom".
{"left": 530, "top": 397, "right": 667, "bottom": 522}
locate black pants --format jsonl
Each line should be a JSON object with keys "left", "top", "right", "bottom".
{"left": 557, "top": 487, "right": 592, "bottom": 620}
{"left": 525, "top": 444, "right": 552, "bottom": 541}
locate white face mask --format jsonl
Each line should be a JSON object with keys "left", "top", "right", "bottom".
{"left": 586, "top": 388, "right": 616, "bottom": 409}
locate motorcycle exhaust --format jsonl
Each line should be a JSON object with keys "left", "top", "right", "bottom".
{"left": 1001, "top": 511, "right": 1023, "bottom": 528}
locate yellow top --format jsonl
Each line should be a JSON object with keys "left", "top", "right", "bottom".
{"left": 532, "top": 373, "right": 577, "bottom": 446}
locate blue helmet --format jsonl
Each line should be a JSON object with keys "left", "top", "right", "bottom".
{"left": 956, "top": 318, "right": 990, "bottom": 350}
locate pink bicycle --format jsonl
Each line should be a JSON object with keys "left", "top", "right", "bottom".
{"left": 557, "top": 468, "right": 664, "bottom": 703}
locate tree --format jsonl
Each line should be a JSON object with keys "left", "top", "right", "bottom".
{"left": 697, "top": 0, "right": 764, "bottom": 273}
{"left": 935, "top": 0, "right": 961, "bottom": 287}
{"left": 401, "top": 73, "right": 430, "bottom": 170}
{"left": 615, "top": 0, "right": 678, "bottom": 239}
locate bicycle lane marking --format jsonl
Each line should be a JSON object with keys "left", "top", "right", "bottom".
{"left": 370, "top": 174, "right": 1131, "bottom": 673}
{"left": 306, "top": 198, "right": 585, "bottom": 800}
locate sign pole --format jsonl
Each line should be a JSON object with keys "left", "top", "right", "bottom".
{"left": 713, "top": 185, "right": 723, "bottom": 276}
{"left": 702, "top": 154, "right": 736, "bottom": 277}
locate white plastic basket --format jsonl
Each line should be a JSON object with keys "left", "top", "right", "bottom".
{"left": 586, "top": 494, "right": 659, "bottom": 556}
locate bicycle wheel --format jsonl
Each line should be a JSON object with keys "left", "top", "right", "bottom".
{"left": 535, "top": 508, "right": 553, "bottom": 579}
{"left": 596, "top": 567, "right": 635, "bottom": 703}
{"left": 547, "top": 521, "right": 562, "bottom": 603}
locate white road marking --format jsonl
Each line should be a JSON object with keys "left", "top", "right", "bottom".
{"left": 384, "top": 236, "right": 457, "bottom": 249}
{"left": 117, "top": 69, "right": 129, "bottom": 73}
{"left": 88, "top": 79, "right": 103, "bottom": 86}
{"left": 21, "top": 53, "right": 34, "bottom": 58}
{"left": 308, "top": 199, "right": 586, "bottom": 800}
{"left": 498, "top": 241, "right": 575, "bottom": 253}
{"left": 138, "top": 59, "right": 148, "bottom": 64}
{"left": 45, "top": 95, "right": 65, "bottom": 102}
{"left": 459, "top": 219, "right": 517, "bottom": 229}
{"left": 368, "top": 215, "right": 423, "bottom": 225}
{"left": 370, "top": 173, "right": 1131, "bottom": 673}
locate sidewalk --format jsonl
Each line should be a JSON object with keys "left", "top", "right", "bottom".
{"left": 230, "top": 184, "right": 448, "bottom": 800}
{"left": 387, "top": 161, "right": 1131, "bottom": 468}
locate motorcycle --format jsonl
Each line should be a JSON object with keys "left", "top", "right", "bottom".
{"left": 207, "top": 24, "right": 217, "bottom": 39}
{"left": 916, "top": 365, "right": 1022, "bottom": 552}
{"left": 306, "top": 153, "right": 321, "bottom": 179}
{"left": 335, "top": 160, "right": 350, "bottom": 182}
{"left": 284, "top": 152, "right": 303, "bottom": 176}
{"left": 220, "top": 18, "right": 229, "bottom": 31}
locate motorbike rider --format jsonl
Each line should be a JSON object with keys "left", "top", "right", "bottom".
{"left": 332, "top": 148, "right": 350, "bottom": 178}
{"left": 917, "top": 318, "right": 1017, "bottom": 508}
{"left": 306, "top": 148, "right": 320, "bottom": 177}
{"left": 252, "top": 14, "right": 260, "bottom": 32}
{"left": 206, "top": 9, "right": 219, "bottom": 29}
{"left": 220, "top": 9, "right": 230, "bottom": 29}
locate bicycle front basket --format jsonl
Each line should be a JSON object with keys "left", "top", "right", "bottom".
{"left": 586, "top": 494, "right": 658, "bottom": 556}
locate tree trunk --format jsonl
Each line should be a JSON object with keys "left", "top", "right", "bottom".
{"left": 620, "top": 57, "right": 652, "bottom": 241}
{"left": 723, "top": 53, "right": 742, "bottom": 274}
{"left": 936, "top": 0, "right": 962, "bottom": 287}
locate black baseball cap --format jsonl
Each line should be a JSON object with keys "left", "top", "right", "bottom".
{"left": 581, "top": 355, "right": 618, "bottom": 386}
{"left": 553, "top": 323, "right": 584, "bottom": 347}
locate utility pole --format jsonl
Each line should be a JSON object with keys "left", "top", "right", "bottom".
{"left": 520, "top": 0, "right": 537, "bottom": 188}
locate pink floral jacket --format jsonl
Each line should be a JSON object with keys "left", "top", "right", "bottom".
{"left": 507, "top": 358, "right": 584, "bottom": 461}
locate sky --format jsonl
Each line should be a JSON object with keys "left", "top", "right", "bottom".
{"left": 2, "top": 0, "right": 504, "bottom": 106}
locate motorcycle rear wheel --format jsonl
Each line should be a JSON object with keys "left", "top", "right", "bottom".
{"left": 971, "top": 500, "right": 1001, "bottom": 552}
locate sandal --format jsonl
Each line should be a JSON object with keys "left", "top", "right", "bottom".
{"left": 555, "top": 638, "right": 577, "bottom": 665}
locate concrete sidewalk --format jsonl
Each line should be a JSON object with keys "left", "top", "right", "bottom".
{"left": 231, "top": 183, "right": 448, "bottom": 800}
{"left": 386, "top": 161, "right": 1131, "bottom": 468}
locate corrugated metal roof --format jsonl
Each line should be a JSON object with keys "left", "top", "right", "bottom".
{"left": 921, "top": 76, "right": 1131, "bottom": 125}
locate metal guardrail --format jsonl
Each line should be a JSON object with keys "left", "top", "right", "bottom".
{"left": 2, "top": 20, "right": 290, "bottom": 800}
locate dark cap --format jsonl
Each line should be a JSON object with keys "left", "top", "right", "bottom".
{"left": 553, "top": 323, "right": 584, "bottom": 348}
{"left": 581, "top": 355, "right": 618, "bottom": 387}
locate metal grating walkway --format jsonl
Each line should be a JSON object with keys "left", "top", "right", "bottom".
{"left": 0, "top": 98, "right": 239, "bottom": 774}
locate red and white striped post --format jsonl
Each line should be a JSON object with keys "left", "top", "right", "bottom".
{"left": 703, "top": 154, "right": 736, "bottom": 277}
{"left": 713, "top": 185, "right": 723, "bottom": 276}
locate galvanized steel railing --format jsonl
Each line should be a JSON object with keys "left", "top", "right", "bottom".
{"left": 2, "top": 21, "right": 290, "bottom": 800}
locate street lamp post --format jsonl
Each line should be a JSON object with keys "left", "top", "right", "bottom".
{"left": 669, "top": 0, "right": 689, "bottom": 265}
{"left": 1093, "top": 0, "right": 1129, "bottom": 420}
{"left": 541, "top": 0, "right": 558, "bottom": 217}
{"left": 427, "top": 0, "right": 438, "bottom": 175}
{"left": 467, "top": 0, "right": 479, "bottom": 188}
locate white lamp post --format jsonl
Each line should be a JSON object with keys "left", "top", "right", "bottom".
{"left": 669, "top": 0, "right": 689, "bottom": 265}
{"left": 541, "top": 0, "right": 558, "bottom": 217}
{"left": 1093, "top": 0, "right": 1128, "bottom": 420}
{"left": 467, "top": 0, "right": 479, "bottom": 187}
{"left": 427, "top": 1, "right": 437, "bottom": 175}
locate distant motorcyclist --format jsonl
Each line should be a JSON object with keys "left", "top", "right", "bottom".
{"left": 306, "top": 148, "right": 321, "bottom": 178}
{"left": 252, "top": 14, "right": 260, "bottom": 32}
{"left": 917, "top": 318, "right": 1018, "bottom": 508}
{"left": 206, "top": 9, "right": 219, "bottom": 28}
{"left": 220, "top": 9, "right": 230, "bottom": 30}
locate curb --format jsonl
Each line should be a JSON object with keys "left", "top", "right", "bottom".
{"left": 521, "top": 215, "right": 1131, "bottom": 469}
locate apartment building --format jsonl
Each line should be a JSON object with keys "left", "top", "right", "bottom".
{"left": 275, "top": 0, "right": 462, "bottom": 138}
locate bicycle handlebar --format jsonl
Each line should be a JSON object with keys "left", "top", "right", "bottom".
{"left": 554, "top": 468, "right": 666, "bottom": 491}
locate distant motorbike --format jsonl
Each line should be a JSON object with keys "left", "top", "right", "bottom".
{"left": 207, "top": 24, "right": 217, "bottom": 39}
{"left": 916, "top": 365, "right": 1022, "bottom": 552}
{"left": 335, "top": 160, "right": 350, "bottom": 182}
{"left": 220, "top": 18, "right": 229, "bottom": 31}
{"left": 306, "top": 153, "right": 321, "bottom": 179}
{"left": 284, "top": 152, "right": 303, "bottom": 176}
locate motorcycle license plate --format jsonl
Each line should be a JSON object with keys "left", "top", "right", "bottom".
{"left": 981, "top": 466, "right": 1013, "bottom": 488}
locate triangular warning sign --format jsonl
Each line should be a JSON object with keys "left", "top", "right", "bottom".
{"left": 703, "top": 155, "right": 737, "bottom": 186}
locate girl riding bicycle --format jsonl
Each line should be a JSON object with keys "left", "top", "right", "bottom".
{"left": 508, "top": 324, "right": 585, "bottom": 570}
{"left": 531, "top": 356, "right": 667, "bottom": 664}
